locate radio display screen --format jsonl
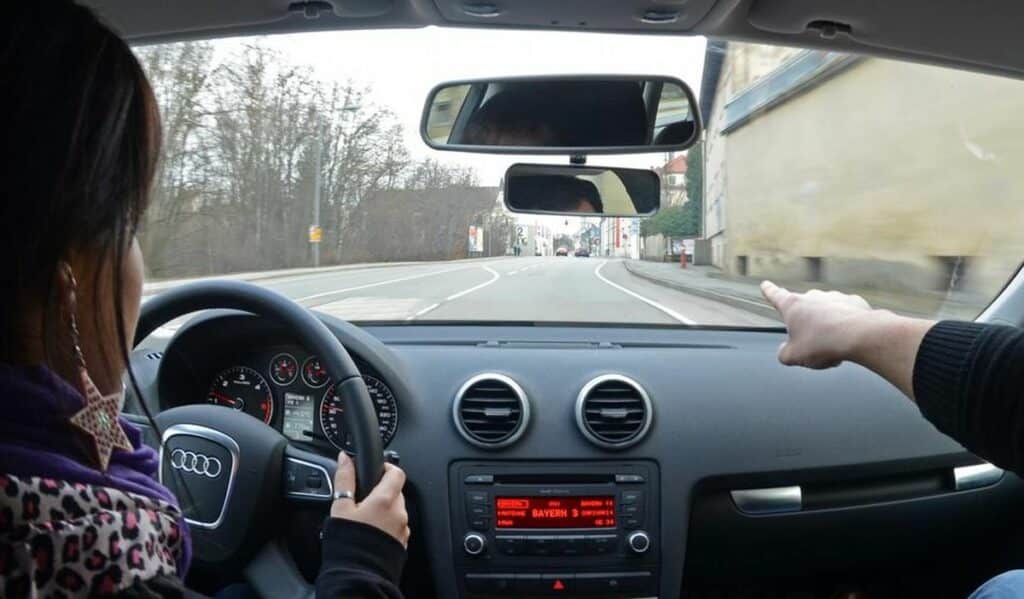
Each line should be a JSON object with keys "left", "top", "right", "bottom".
{"left": 495, "top": 496, "right": 616, "bottom": 529}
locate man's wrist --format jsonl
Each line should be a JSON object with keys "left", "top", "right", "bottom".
{"left": 845, "top": 309, "right": 901, "bottom": 366}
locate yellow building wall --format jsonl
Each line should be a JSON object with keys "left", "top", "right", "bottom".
{"left": 723, "top": 57, "right": 1024, "bottom": 296}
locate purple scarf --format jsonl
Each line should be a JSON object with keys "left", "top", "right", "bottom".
{"left": 0, "top": 363, "right": 192, "bottom": 574}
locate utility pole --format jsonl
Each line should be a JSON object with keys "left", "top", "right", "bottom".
{"left": 311, "top": 113, "right": 322, "bottom": 268}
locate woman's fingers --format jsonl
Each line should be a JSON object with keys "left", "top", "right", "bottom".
{"left": 330, "top": 452, "right": 357, "bottom": 518}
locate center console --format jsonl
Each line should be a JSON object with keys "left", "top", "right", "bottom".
{"left": 450, "top": 461, "right": 659, "bottom": 598}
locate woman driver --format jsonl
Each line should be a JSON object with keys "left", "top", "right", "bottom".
{"left": 0, "top": 3, "right": 409, "bottom": 597}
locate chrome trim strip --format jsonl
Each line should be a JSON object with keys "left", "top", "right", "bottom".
{"left": 574, "top": 374, "right": 654, "bottom": 450}
{"left": 159, "top": 424, "right": 240, "bottom": 530}
{"left": 452, "top": 373, "right": 530, "bottom": 449}
{"left": 284, "top": 457, "right": 335, "bottom": 500}
{"left": 953, "top": 462, "right": 1004, "bottom": 491}
{"left": 730, "top": 486, "right": 802, "bottom": 515}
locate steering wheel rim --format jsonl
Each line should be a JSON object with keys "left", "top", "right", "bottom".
{"left": 135, "top": 279, "right": 384, "bottom": 497}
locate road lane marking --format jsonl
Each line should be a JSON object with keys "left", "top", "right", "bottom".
{"left": 296, "top": 265, "right": 475, "bottom": 302}
{"left": 594, "top": 260, "right": 697, "bottom": 325}
{"left": 446, "top": 266, "right": 500, "bottom": 301}
{"left": 406, "top": 302, "right": 441, "bottom": 321}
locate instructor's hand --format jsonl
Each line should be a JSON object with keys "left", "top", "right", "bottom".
{"left": 331, "top": 452, "right": 410, "bottom": 548}
{"left": 760, "top": 281, "right": 874, "bottom": 369}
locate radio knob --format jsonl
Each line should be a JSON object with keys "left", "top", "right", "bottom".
{"left": 463, "top": 532, "right": 487, "bottom": 556}
{"left": 627, "top": 530, "right": 651, "bottom": 554}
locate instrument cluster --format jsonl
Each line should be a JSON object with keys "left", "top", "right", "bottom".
{"left": 205, "top": 349, "right": 398, "bottom": 451}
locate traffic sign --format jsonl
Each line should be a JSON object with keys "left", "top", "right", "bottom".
{"left": 309, "top": 225, "right": 322, "bottom": 243}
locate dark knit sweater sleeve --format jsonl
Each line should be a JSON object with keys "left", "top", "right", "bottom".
{"left": 315, "top": 518, "right": 407, "bottom": 599}
{"left": 913, "top": 320, "right": 1024, "bottom": 473}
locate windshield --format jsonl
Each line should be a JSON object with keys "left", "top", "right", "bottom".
{"left": 134, "top": 31, "right": 1022, "bottom": 326}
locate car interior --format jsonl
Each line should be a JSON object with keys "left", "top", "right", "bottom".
{"left": 80, "top": 0, "right": 1024, "bottom": 597}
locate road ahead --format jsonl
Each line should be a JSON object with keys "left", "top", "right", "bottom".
{"left": 169, "top": 257, "right": 779, "bottom": 327}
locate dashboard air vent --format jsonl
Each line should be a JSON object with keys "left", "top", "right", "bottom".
{"left": 576, "top": 375, "right": 653, "bottom": 449}
{"left": 453, "top": 374, "right": 530, "bottom": 448}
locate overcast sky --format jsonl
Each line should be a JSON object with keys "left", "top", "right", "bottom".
{"left": 221, "top": 27, "right": 708, "bottom": 183}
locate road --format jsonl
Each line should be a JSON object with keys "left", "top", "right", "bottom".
{"left": 147, "top": 257, "right": 778, "bottom": 327}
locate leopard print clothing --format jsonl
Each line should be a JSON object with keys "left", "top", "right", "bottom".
{"left": 0, "top": 474, "right": 184, "bottom": 597}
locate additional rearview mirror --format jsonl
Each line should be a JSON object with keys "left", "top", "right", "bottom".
{"left": 422, "top": 76, "right": 701, "bottom": 154}
{"left": 504, "top": 163, "right": 660, "bottom": 217}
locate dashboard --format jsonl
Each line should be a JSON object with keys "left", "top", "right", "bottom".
{"left": 129, "top": 311, "right": 1024, "bottom": 598}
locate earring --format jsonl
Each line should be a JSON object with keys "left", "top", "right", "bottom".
{"left": 63, "top": 264, "right": 133, "bottom": 471}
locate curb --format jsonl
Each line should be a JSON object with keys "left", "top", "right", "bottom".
{"left": 623, "top": 261, "right": 779, "bottom": 320}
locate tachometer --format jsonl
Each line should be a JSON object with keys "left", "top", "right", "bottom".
{"left": 319, "top": 375, "right": 398, "bottom": 451}
{"left": 269, "top": 353, "right": 298, "bottom": 385}
{"left": 302, "top": 356, "right": 329, "bottom": 388}
{"left": 207, "top": 366, "right": 274, "bottom": 424}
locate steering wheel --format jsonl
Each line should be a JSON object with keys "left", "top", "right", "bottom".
{"left": 135, "top": 280, "right": 384, "bottom": 578}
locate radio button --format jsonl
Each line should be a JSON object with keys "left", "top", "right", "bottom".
{"left": 464, "top": 474, "right": 494, "bottom": 484}
{"left": 575, "top": 572, "right": 652, "bottom": 594}
{"left": 526, "top": 536, "right": 555, "bottom": 556}
{"left": 466, "top": 490, "right": 489, "bottom": 505}
{"left": 463, "top": 532, "right": 487, "bottom": 556}
{"left": 584, "top": 535, "right": 617, "bottom": 555}
{"left": 620, "top": 503, "right": 642, "bottom": 516}
{"left": 465, "top": 574, "right": 513, "bottom": 594}
{"left": 614, "top": 474, "right": 645, "bottom": 484}
{"left": 622, "top": 515, "right": 643, "bottom": 530}
{"left": 468, "top": 504, "right": 491, "bottom": 517}
{"left": 469, "top": 517, "right": 490, "bottom": 531}
{"left": 621, "top": 490, "right": 643, "bottom": 505}
{"left": 627, "top": 531, "right": 651, "bottom": 555}
{"left": 496, "top": 536, "right": 525, "bottom": 555}
{"left": 558, "top": 535, "right": 584, "bottom": 556}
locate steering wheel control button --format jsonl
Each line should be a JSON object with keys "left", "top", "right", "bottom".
{"left": 283, "top": 457, "right": 332, "bottom": 500}
{"left": 463, "top": 532, "right": 487, "bottom": 556}
{"left": 627, "top": 530, "right": 651, "bottom": 554}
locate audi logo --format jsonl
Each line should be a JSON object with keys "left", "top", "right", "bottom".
{"left": 169, "top": 448, "right": 223, "bottom": 478}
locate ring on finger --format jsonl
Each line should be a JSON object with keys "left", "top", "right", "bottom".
{"left": 333, "top": 489, "right": 355, "bottom": 501}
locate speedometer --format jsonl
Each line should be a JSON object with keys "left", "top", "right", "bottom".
{"left": 319, "top": 375, "right": 398, "bottom": 451}
{"left": 207, "top": 366, "right": 274, "bottom": 424}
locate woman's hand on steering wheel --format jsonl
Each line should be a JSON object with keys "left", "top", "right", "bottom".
{"left": 331, "top": 452, "right": 410, "bottom": 548}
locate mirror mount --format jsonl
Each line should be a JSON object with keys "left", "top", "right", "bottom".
{"left": 570, "top": 154, "right": 587, "bottom": 165}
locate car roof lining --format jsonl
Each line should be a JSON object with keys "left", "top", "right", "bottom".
{"left": 82, "top": 0, "right": 1024, "bottom": 81}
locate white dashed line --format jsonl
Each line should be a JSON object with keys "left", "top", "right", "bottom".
{"left": 593, "top": 260, "right": 696, "bottom": 325}
{"left": 406, "top": 302, "right": 441, "bottom": 321}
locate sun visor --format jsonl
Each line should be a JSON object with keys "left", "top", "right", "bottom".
{"left": 747, "top": 0, "right": 1024, "bottom": 75}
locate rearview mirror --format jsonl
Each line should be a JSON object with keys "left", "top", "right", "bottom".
{"left": 422, "top": 76, "right": 701, "bottom": 154}
{"left": 504, "top": 163, "right": 660, "bottom": 217}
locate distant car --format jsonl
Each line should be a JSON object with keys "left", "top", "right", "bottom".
{"left": 574, "top": 247, "right": 590, "bottom": 257}
{"left": 556, "top": 246, "right": 569, "bottom": 256}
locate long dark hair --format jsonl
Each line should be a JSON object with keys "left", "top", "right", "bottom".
{"left": 0, "top": 4, "right": 160, "bottom": 419}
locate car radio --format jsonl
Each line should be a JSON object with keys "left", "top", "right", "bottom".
{"left": 450, "top": 462, "right": 659, "bottom": 598}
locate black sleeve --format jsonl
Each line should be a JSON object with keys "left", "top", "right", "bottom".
{"left": 913, "top": 320, "right": 1024, "bottom": 473}
{"left": 315, "top": 518, "right": 407, "bottom": 599}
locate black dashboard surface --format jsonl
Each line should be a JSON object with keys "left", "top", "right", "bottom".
{"left": 130, "top": 313, "right": 1024, "bottom": 597}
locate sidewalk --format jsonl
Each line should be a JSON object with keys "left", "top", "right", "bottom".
{"left": 623, "top": 260, "right": 780, "bottom": 319}
{"left": 624, "top": 260, "right": 987, "bottom": 321}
